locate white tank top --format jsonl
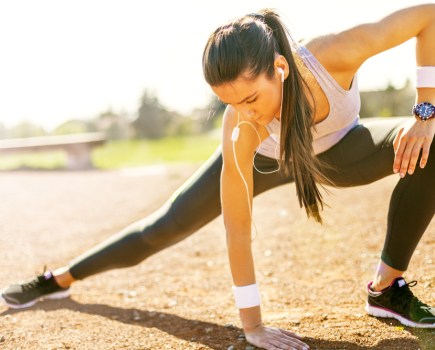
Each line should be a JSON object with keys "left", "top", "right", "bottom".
{"left": 257, "top": 46, "right": 361, "bottom": 158}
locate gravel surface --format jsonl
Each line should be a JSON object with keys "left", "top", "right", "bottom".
{"left": 0, "top": 165, "right": 434, "bottom": 349}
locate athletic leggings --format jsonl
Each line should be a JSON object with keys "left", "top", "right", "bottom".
{"left": 69, "top": 117, "right": 435, "bottom": 279}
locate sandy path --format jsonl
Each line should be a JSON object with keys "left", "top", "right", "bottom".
{"left": 0, "top": 165, "right": 434, "bottom": 349}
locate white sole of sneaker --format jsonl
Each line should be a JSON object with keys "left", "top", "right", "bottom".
{"left": 0, "top": 289, "right": 71, "bottom": 309}
{"left": 365, "top": 303, "right": 435, "bottom": 328}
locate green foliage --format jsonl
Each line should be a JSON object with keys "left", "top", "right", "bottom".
{"left": 52, "top": 120, "right": 92, "bottom": 135}
{"left": 97, "top": 109, "right": 132, "bottom": 140}
{"left": 0, "top": 151, "right": 66, "bottom": 170}
{"left": 131, "top": 91, "right": 224, "bottom": 139}
{"left": 93, "top": 134, "right": 221, "bottom": 169}
{"left": 0, "top": 134, "right": 221, "bottom": 170}
{"left": 132, "top": 90, "right": 173, "bottom": 139}
{"left": 199, "top": 95, "right": 226, "bottom": 132}
{"left": 8, "top": 121, "right": 47, "bottom": 138}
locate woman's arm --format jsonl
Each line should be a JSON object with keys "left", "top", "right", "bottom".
{"left": 221, "top": 105, "right": 261, "bottom": 329}
{"left": 314, "top": 4, "right": 435, "bottom": 176}
{"left": 393, "top": 5, "right": 435, "bottom": 175}
{"left": 220, "top": 106, "right": 308, "bottom": 349}
{"left": 313, "top": 4, "right": 435, "bottom": 74}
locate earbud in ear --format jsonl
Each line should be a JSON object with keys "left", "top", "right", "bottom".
{"left": 277, "top": 68, "right": 284, "bottom": 82}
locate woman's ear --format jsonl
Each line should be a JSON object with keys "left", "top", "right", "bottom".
{"left": 274, "top": 55, "right": 288, "bottom": 82}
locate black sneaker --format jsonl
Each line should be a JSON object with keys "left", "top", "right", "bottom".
{"left": 0, "top": 271, "right": 70, "bottom": 309}
{"left": 365, "top": 277, "right": 435, "bottom": 328}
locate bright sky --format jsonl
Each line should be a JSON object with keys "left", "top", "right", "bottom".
{"left": 0, "top": 0, "right": 429, "bottom": 131}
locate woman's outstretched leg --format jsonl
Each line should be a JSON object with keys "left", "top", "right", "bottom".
{"left": 0, "top": 147, "right": 290, "bottom": 308}
{"left": 0, "top": 147, "right": 223, "bottom": 309}
{"left": 67, "top": 149, "right": 288, "bottom": 280}
{"left": 67, "top": 148, "right": 225, "bottom": 280}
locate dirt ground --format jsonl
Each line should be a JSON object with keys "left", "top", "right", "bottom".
{"left": 0, "top": 164, "right": 434, "bottom": 350}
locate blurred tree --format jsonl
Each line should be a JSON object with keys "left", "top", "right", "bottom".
{"left": 133, "top": 90, "right": 172, "bottom": 139}
{"left": 97, "top": 109, "right": 132, "bottom": 140}
{"left": 0, "top": 122, "right": 8, "bottom": 139}
{"left": 52, "top": 119, "right": 95, "bottom": 135}
{"left": 164, "top": 111, "right": 197, "bottom": 136}
{"left": 9, "top": 121, "right": 47, "bottom": 138}
{"left": 205, "top": 95, "right": 226, "bottom": 130}
{"left": 190, "top": 95, "right": 226, "bottom": 133}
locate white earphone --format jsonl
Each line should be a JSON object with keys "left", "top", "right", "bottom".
{"left": 277, "top": 67, "right": 284, "bottom": 82}
{"left": 229, "top": 67, "right": 285, "bottom": 239}
{"left": 231, "top": 124, "right": 240, "bottom": 142}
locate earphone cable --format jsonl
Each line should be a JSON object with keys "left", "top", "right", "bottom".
{"left": 231, "top": 73, "right": 284, "bottom": 241}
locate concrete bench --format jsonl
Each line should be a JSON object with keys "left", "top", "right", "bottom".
{"left": 0, "top": 132, "right": 107, "bottom": 170}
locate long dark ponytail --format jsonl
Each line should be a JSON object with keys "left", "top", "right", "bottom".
{"left": 203, "top": 9, "right": 329, "bottom": 222}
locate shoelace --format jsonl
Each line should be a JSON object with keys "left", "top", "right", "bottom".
{"left": 21, "top": 275, "right": 46, "bottom": 292}
{"left": 21, "top": 266, "right": 49, "bottom": 292}
{"left": 392, "top": 280, "right": 429, "bottom": 313}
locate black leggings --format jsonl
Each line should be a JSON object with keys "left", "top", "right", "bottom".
{"left": 69, "top": 117, "right": 435, "bottom": 278}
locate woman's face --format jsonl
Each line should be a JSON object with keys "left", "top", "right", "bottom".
{"left": 211, "top": 70, "right": 283, "bottom": 125}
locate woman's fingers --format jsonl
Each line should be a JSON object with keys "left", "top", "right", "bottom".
{"left": 269, "top": 336, "right": 309, "bottom": 350}
{"left": 396, "top": 136, "right": 411, "bottom": 177}
{"left": 393, "top": 127, "right": 403, "bottom": 154}
{"left": 278, "top": 328, "right": 303, "bottom": 339}
{"left": 268, "top": 328, "right": 309, "bottom": 350}
{"left": 396, "top": 135, "right": 432, "bottom": 177}
{"left": 407, "top": 140, "right": 424, "bottom": 174}
{"left": 420, "top": 138, "right": 432, "bottom": 169}
{"left": 245, "top": 325, "right": 309, "bottom": 350}
{"left": 393, "top": 128, "right": 405, "bottom": 174}
{"left": 393, "top": 119, "right": 435, "bottom": 176}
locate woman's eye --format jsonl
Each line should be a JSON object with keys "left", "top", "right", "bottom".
{"left": 246, "top": 98, "right": 257, "bottom": 104}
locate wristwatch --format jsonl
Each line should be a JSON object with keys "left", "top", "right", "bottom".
{"left": 412, "top": 102, "right": 435, "bottom": 121}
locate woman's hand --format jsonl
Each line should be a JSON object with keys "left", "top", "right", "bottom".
{"left": 393, "top": 118, "right": 435, "bottom": 177}
{"left": 244, "top": 324, "right": 309, "bottom": 350}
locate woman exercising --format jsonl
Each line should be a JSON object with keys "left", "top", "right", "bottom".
{"left": 2, "top": 4, "right": 435, "bottom": 349}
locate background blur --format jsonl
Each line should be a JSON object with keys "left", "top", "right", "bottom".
{"left": 0, "top": 0, "right": 427, "bottom": 169}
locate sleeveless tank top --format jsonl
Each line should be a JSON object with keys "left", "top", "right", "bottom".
{"left": 257, "top": 46, "right": 361, "bottom": 158}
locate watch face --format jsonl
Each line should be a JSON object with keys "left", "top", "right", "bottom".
{"left": 416, "top": 102, "right": 435, "bottom": 120}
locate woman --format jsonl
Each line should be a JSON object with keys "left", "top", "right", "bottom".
{"left": 2, "top": 5, "right": 435, "bottom": 350}
{"left": 200, "top": 5, "right": 435, "bottom": 348}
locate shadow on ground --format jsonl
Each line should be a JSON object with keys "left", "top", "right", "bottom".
{"left": 2, "top": 298, "right": 432, "bottom": 350}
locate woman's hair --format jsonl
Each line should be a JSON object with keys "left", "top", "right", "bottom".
{"left": 202, "top": 9, "right": 330, "bottom": 223}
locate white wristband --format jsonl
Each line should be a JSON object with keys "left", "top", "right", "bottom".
{"left": 416, "top": 67, "right": 435, "bottom": 88}
{"left": 232, "top": 283, "right": 261, "bottom": 309}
